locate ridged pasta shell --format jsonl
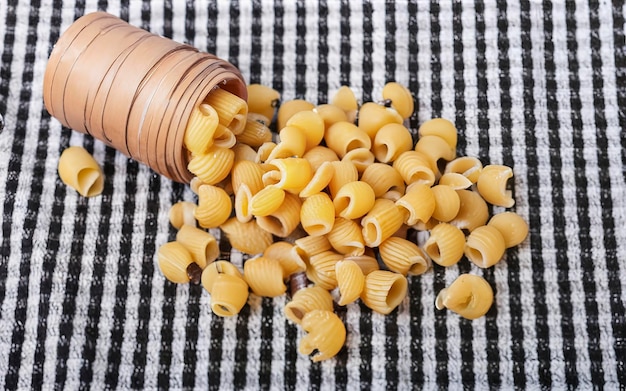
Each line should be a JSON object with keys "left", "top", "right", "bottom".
{"left": 423, "top": 222, "right": 465, "bottom": 267}
{"left": 487, "top": 211, "right": 529, "bottom": 248}
{"left": 379, "top": 237, "right": 431, "bottom": 276}
{"left": 360, "top": 270, "right": 408, "bottom": 315}
{"left": 299, "top": 310, "right": 346, "bottom": 362}
{"left": 464, "top": 225, "right": 506, "bottom": 268}
{"left": 209, "top": 273, "right": 249, "bottom": 317}
{"left": 335, "top": 260, "right": 365, "bottom": 306}
{"left": 244, "top": 256, "right": 287, "bottom": 297}
{"left": 284, "top": 286, "right": 334, "bottom": 325}
{"left": 220, "top": 217, "right": 274, "bottom": 255}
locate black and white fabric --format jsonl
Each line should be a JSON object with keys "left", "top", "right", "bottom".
{"left": 1, "top": 1, "right": 625, "bottom": 389}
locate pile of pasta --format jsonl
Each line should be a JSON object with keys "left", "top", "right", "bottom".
{"left": 158, "top": 82, "right": 529, "bottom": 362}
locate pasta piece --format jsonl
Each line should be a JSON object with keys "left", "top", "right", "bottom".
{"left": 357, "top": 101, "right": 403, "bottom": 140}
{"left": 343, "top": 254, "right": 380, "bottom": 275}
{"left": 184, "top": 103, "right": 219, "bottom": 155}
{"left": 293, "top": 235, "right": 333, "bottom": 263}
{"left": 464, "top": 225, "right": 506, "bottom": 268}
{"left": 392, "top": 151, "right": 436, "bottom": 186}
{"left": 187, "top": 145, "right": 235, "bottom": 185}
{"left": 395, "top": 183, "right": 436, "bottom": 226}
{"left": 414, "top": 135, "right": 456, "bottom": 174}
{"left": 203, "top": 87, "right": 248, "bottom": 134}
{"left": 302, "top": 146, "right": 340, "bottom": 172}
{"left": 438, "top": 172, "right": 473, "bottom": 190}
{"left": 335, "top": 260, "right": 365, "bottom": 306}
{"left": 194, "top": 185, "right": 232, "bottom": 228}
{"left": 157, "top": 241, "right": 195, "bottom": 284}
{"left": 246, "top": 83, "right": 280, "bottom": 121}
{"left": 175, "top": 225, "right": 219, "bottom": 269}
{"left": 435, "top": 274, "right": 493, "bottom": 320}
{"left": 333, "top": 181, "right": 376, "bottom": 220}
{"left": 476, "top": 164, "right": 515, "bottom": 207}
{"left": 430, "top": 185, "right": 461, "bottom": 222}
{"left": 212, "top": 124, "right": 237, "bottom": 148}
{"left": 256, "top": 192, "right": 302, "bottom": 237}
{"left": 208, "top": 273, "right": 249, "bottom": 317}
{"left": 201, "top": 260, "right": 244, "bottom": 293}
{"left": 244, "top": 256, "right": 287, "bottom": 297}
{"left": 487, "top": 211, "right": 529, "bottom": 248}
{"left": 299, "top": 161, "right": 335, "bottom": 198}
{"left": 299, "top": 310, "right": 346, "bottom": 362}
{"left": 234, "top": 183, "right": 253, "bottom": 222}
{"left": 231, "top": 159, "right": 265, "bottom": 195}
{"left": 423, "top": 222, "right": 465, "bottom": 267}
{"left": 324, "top": 121, "right": 371, "bottom": 158}
{"left": 284, "top": 286, "right": 334, "bottom": 325}
{"left": 189, "top": 177, "right": 206, "bottom": 195}
{"left": 57, "top": 146, "right": 104, "bottom": 197}
{"left": 360, "top": 163, "right": 406, "bottom": 198}
{"left": 277, "top": 99, "right": 316, "bottom": 131}
{"left": 328, "top": 161, "right": 359, "bottom": 198}
{"left": 379, "top": 237, "right": 431, "bottom": 276}
{"left": 263, "top": 241, "right": 306, "bottom": 279}
{"left": 418, "top": 118, "right": 458, "bottom": 152}
{"left": 263, "top": 157, "right": 312, "bottom": 194}
{"left": 331, "top": 85, "right": 359, "bottom": 114}
{"left": 327, "top": 217, "right": 366, "bottom": 256}
{"left": 267, "top": 125, "right": 307, "bottom": 160}
{"left": 444, "top": 156, "right": 483, "bottom": 183}
{"left": 361, "top": 198, "right": 406, "bottom": 248}
{"left": 360, "top": 270, "right": 408, "bottom": 315}
{"left": 236, "top": 114, "right": 273, "bottom": 148}
{"left": 372, "top": 123, "right": 414, "bottom": 163}
{"left": 307, "top": 250, "right": 343, "bottom": 290}
{"left": 256, "top": 141, "right": 277, "bottom": 163}
{"left": 232, "top": 143, "right": 258, "bottom": 162}
{"left": 286, "top": 110, "right": 325, "bottom": 150}
{"left": 314, "top": 104, "right": 348, "bottom": 130}
{"left": 220, "top": 217, "right": 274, "bottom": 255}
{"left": 381, "top": 82, "right": 414, "bottom": 119}
{"left": 169, "top": 201, "right": 197, "bottom": 229}
{"left": 250, "top": 186, "right": 286, "bottom": 216}
{"left": 300, "top": 192, "right": 335, "bottom": 236}
{"left": 449, "top": 189, "right": 490, "bottom": 232}
{"left": 341, "top": 147, "right": 375, "bottom": 173}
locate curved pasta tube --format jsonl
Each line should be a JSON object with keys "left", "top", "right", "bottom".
{"left": 277, "top": 99, "right": 316, "bottom": 131}
{"left": 331, "top": 85, "right": 359, "bottom": 114}
{"left": 299, "top": 310, "right": 346, "bottom": 362}
{"left": 324, "top": 121, "right": 371, "bottom": 158}
{"left": 379, "top": 237, "right": 431, "bottom": 276}
{"left": 328, "top": 161, "right": 359, "bottom": 198}
{"left": 244, "top": 256, "right": 287, "bottom": 297}
{"left": 201, "top": 260, "right": 244, "bottom": 293}
{"left": 335, "top": 260, "right": 365, "bottom": 306}
{"left": 341, "top": 147, "right": 375, "bottom": 174}
{"left": 212, "top": 124, "right": 237, "bottom": 148}
{"left": 157, "top": 241, "right": 195, "bottom": 284}
{"left": 392, "top": 151, "right": 436, "bottom": 186}
{"left": 236, "top": 114, "right": 273, "bottom": 147}
{"left": 476, "top": 164, "right": 515, "bottom": 208}
{"left": 209, "top": 273, "right": 249, "bottom": 317}
{"left": 57, "top": 146, "right": 104, "bottom": 197}
{"left": 449, "top": 189, "right": 490, "bottom": 232}
{"left": 464, "top": 225, "right": 506, "bottom": 268}
{"left": 286, "top": 110, "right": 325, "bottom": 150}
{"left": 487, "top": 211, "right": 529, "bottom": 248}
{"left": 360, "top": 270, "right": 408, "bottom": 315}
{"left": 423, "top": 222, "right": 465, "bottom": 267}
{"left": 284, "top": 286, "right": 334, "bottom": 325}
{"left": 300, "top": 192, "right": 335, "bottom": 236}
{"left": 343, "top": 254, "right": 380, "bottom": 275}
{"left": 357, "top": 101, "right": 403, "bottom": 140}
{"left": 231, "top": 159, "right": 265, "bottom": 195}
{"left": 418, "top": 118, "right": 458, "bottom": 152}
{"left": 361, "top": 198, "right": 406, "bottom": 248}
{"left": 382, "top": 82, "right": 414, "bottom": 119}
{"left": 314, "top": 104, "right": 348, "bottom": 130}
{"left": 256, "top": 192, "right": 302, "bottom": 237}
{"left": 203, "top": 87, "right": 248, "bottom": 134}
{"left": 360, "top": 163, "right": 406, "bottom": 198}
{"left": 187, "top": 145, "right": 235, "bottom": 185}
{"left": 250, "top": 186, "right": 286, "bottom": 217}
{"left": 333, "top": 181, "right": 376, "bottom": 220}
{"left": 302, "top": 146, "right": 340, "bottom": 172}
{"left": 234, "top": 183, "right": 254, "bottom": 223}
{"left": 435, "top": 274, "right": 493, "bottom": 320}
{"left": 293, "top": 235, "right": 333, "bottom": 263}
{"left": 175, "top": 225, "right": 219, "bottom": 269}
{"left": 299, "top": 161, "right": 335, "bottom": 198}
{"left": 184, "top": 103, "right": 219, "bottom": 155}
{"left": 194, "top": 185, "right": 232, "bottom": 228}
{"left": 395, "top": 183, "right": 436, "bottom": 226}
{"left": 169, "top": 201, "right": 197, "bottom": 229}
{"left": 263, "top": 241, "right": 306, "bottom": 278}
{"left": 267, "top": 125, "right": 307, "bottom": 160}
{"left": 414, "top": 135, "right": 456, "bottom": 174}
{"left": 327, "top": 217, "right": 366, "bottom": 256}
{"left": 220, "top": 217, "right": 274, "bottom": 255}
{"left": 306, "top": 250, "right": 344, "bottom": 290}
{"left": 372, "top": 123, "right": 414, "bottom": 163}
{"left": 256, "top": 141, "right": 277, "bottom": 163}
{"left": 246, "top": 83, "right": 280, "bottom": 121}
{"left": 430, "top": 185, "right": 461, "bottom": 222}
{"left": 232, "top": 143, "right": 258, "bottom": 162}
{"left": 263, "top": 157, "right": 312, "bottom": 194}
{"left": 444, "top": 156, "right": 483, "bottom": 183}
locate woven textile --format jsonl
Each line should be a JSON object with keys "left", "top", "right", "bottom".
{"left": 1, "top": 1, "right": 625, "bottom": 389}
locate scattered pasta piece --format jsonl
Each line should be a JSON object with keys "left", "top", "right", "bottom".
{"left": 435, "top": 274, "right": 493, "bottom": 320}
{"left": 58, "top": 146, "right": 104, "bottom": 197}
{"left": 299, "top": 310, "right": 346, "bottom": 362}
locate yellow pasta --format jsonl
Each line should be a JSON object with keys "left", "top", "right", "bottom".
{"left": 328, "top": 161, "right": 359, "bottom": 198}
{"left": 184, "top": 103, "right": 219, "bottom": 155}
{"left": 203, "top": 87, "right": 248, "bottom": 134}
{"left": 435, "top": 273, "right": 493, "bottom": 320}
{"left": 250, "top": 186, "right": 286, "bottom": 216}
{"left": 395, "top": 183, "right": 436, "bottom": 226}
{"left": 286, "top": 110, "right": 325, "bottom": 150}
{"left": 194, "top": 184, "right": 232, "bottom": 228}
{"left": 284, "top": 286, "right": 334, "bottom": 325}
{"left": 327, "top": 217, "right": 366, "bottom": 256}
{"left": 357, "top": 101, "right": 403, "bottom": 140}
{"left": 277, "top": 99, "right": 316, "bottom": 131}
{"left": 231, "top": 159, "right": 265, "bottom": 195}
{"left": 372, "top": 123, "right": 414, "bottom": 163}
{"left": 343, "top": 254, "right": 380, "bottom": 275}
{"left": 266, "top": 125, "right": 307, "bottom": 160}
{"left": 360, "top": 270, "right": 408, "bottom": 315}
{"left": 302, "top": 146, "right": 340, "bottom": 172}
{"left": 414, "top": 134, "right": 456, "bottom": 174}
{"left": 169, "top": 201, "right": 197, "bottom": 229}
{"left": 341, "top": 147, "right": 375, "bottom": 174}
{"left": 335, "top": 260, "right": 365, "bottom": 306}
{"left": 444, "top": 156, "right": 483, "bottom": 183}
{"left": 314, "top": 104, "right": 348, "bottom": 130}
{"left": 212, "top": 124, "right": 237, "bottom": 148}
{"left": 333, "top": 181, "right": 376, "bottom": 220}
{"left": 379, "top": 237, "right": 431, "bottom": 276}
{"left": 263, "top": 157, "right": 312, "bottom": 194}
{"left": 246, "top": 83, "right": 280, "bottom": 121}
{"left": 487, "top": 211, "right": 529, "bottom": 248}
{"left": 423, "top": 222, "right": 465, "bottom": 267}
{"left": 293, "top": 235, "right": 332, "bottom": 263}
{"left": 298, "top": 161, "right": 335, "bottom": 198}
{"left": 234, "top": 183, "right": 253, "bottom": 222}
{"left": 381, "top": 81, "right": 414, "bottom": 119}
{"left": 175, "top": 225, "right": 219, "bottom": 269}
{"left": 300, "top": 192, "right": 335, "bottom": 236}
{"left": 299, "top": 310, "right": 346, "bottom": 362}
{"left": 438, "top": 172, "right": 473, "bottom": 190}
{"left": 256, "top": 192, "right": 302, "bottom": 237}
{"left": 244, "top": 256, "right": 287, "bottom": 297}
{"left": 157, "top": 241, "right": 195, "bottom": 284}
{"left": 418, "top": 118, "right": 458, "bottom": 152}
{"left": 57, "top": 146, "right": 104, "bottom": 197}
{"left": 392, "top": 150, "right": 436, "bottom": 186}
{"left": 220, "top": 217, "right": 274, "bottom": 255}
{"left": 187, "top": 145, "right": 235, "bottom": 185}
{"left": 430, "top": 185, "right": 461, "bottom": 222}
{"left": 464, "top": 225, "right": 506, "bottom": 268}
{"left": 360, "top": 163, "right": 406, "bottom": 198}
{"left": 307, "top": 250, "right": 343, "bottom": 290}
{"left": 263, "top": 241, "right": 306, "bottom": 278}
{"left": 208, "top": 273, "right": 249, "bottom": 317}
{"left": 201, "top": 260, "right": 244, "bottom": 293}
{"left": 236, "top": 114, "right": 273, "bottom": 147}
{"left": 361, "top": 198, "right": 406, "bottom": 248}
{"left": 232, "top": 143, "right": 258, "bottom": 162}
{"left": 449, "top": 189, "right": 490, "bottom": 232}
{"left": 331, "top": 85, "right": 359, "bottom": 114}
{"left": 476, "top": 164, "right": 515, "bottom": 208}
{"left": 324, "top": 121, "right": 372, "bottom": 158}
{"left": 256, "top": 141, "right": 277, "bottom": 163}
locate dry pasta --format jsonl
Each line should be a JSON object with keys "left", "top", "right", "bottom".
{"left": 487, "top": 211, "right": 529, "bottom": 248}
{"left": 194, "top": 184, "right": 232, "bottom": 228}
{"left": 299, "top": 310, "right": 346, "bottom": 362}
{"left": 244, "top": 256, "right": 287, "bottom": 297}
{"left": 343, "top": 254, "right": 380, "bottom": 275}
{"left": 293, "top": 235, "right": 333, "bottom": 262}
{"left": 232, "top": 143, "right": 258, "bottom": 162}
{"left": 414, "top": 134, "right": 456, "bottom": 174}
{"left": 263, "top": 157, "right": 312, "bottom": 194}
{"left": 331, "top": 85, "right": 359, "bottom": 114}
{"left": 313, "top": 104, "right": 348, "bottom": 130}
{"left": 395, "top": 183, "right": 436, "bottom": 226}
{"left": 449, "top": 189, "right": 490, "bottom": 232}
{"left": 231, "top": 159, "right": 265, "bottom": 195}
{"left": 324, "top": 121, "right": 371, "bottom": 158}
{"left": 236, "top": 114, "right": 273, "bottom": 147}
{"left": 464, "top": 225, "right": 507, "bottom": 268}
{"left": 256, "top": 192, "right": 302, "bottom": 237}
{"left": 423, "top": 222, "right": 465, "bottom": 267}
{"left": 361, "top": 198, "right": 406, "bottom": 248}
{"left": 438, "top": 172, "right": 473, "bottom": 190}
{"left": 249, "top": 186, "right": 286, "bottom": 216}
{"left": 435, "top": 273, "right": 493, "bottom": 320}
{"left": 360, "top": 270, "right": 408, "bottom": 315}
{"left": 256, "top": 141, "right": 276, "bottom": 163}
{"left": 284, "top": 286, "right": 334, "bottom": 325}
{"left": 430, "top": 185, "right": 461, "bottom": 222}
{"left": 299, "top": 161, "right": 335, "bottom": 198}
{"left": 300, "top": 192, "right": 335, "bottom": 236}
{"left": 381, "top": 81, "right": 414, "bottom": 119}
{"left": 307, "top": 250, "right": 343, "bottom": 290}
{"left": 360, "top": 162, "right": 406, "bottom": 198}
{"left": 333, "top": 181, "right": 376, "bottom": 220}
{"left": 263, "top": 241, "right": 306, "bottom": 278}
{"left": 277, "top": 99, "right": 316, "bottom": 131}
{"left": 267, "top": 125, "right": 307, "bottom": 160}
{"left": 246, "top": 83, "right": 280, "bottom": 121}
{"left": 175, "top": 224, "right": 219, "bottom": 269}
{"left": 302, "top": 146, "right": 340, "bottom": 172}
{"left": 208, "top": 273, "right": 249, "bottom": 317}
{"left": 286, "top": 110, "right": 325, "bottom": 150}
{"left": 157, "top": 241, "right": 195, "bottom": 284}
{"left": 220, "top": 217, "right": 274, "bottom": 255}
{"left": 378, "top": 237, "right": 431, "bottom": 276}
{"left": 184, "top": 103, "right": 219, "bottom": 155}
{"left": 372, "top": 123, "right": 414, "bottom": 163}
{"left": 341, "top": 147, "right": 375, "bottom": 174}
{"left": 234, "top": 183, "right": 253, "bottom": 222}
{"left": 392, "top": 151, "right": 436, "bottom": 186}
{"left": 357, "top": 101, "right": 403, "bottom": 140}
{"left": 476, "top": 164, "right": 515, "bottom": 208}
{"left": 212, "top": 124, "right": 237, "bottom": 148}
{"left": 327, "top": 217, "right": 366, "bottom": 256}
{"left": 335, "top": 259, "right": 365, "bottom": 306}
{"left": 57, "top": 146, "right": 104, "bottom": 197}
{"left": 444, "top": 156, "right": 483, "bottom": 183}
{"left": 187, "top": 144, "right": 235, "bottom": 185}
{"left": 418, "top": 118, "right": 458, "bottom": 152}
{"left": 203, "top": 87, "right": 248, "bottom": 134}
{"left": 169, "top": 201, "right": 197, "bottom": 229}
{"left": 328, "top": 161, "right": 359, "bottom": 198}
